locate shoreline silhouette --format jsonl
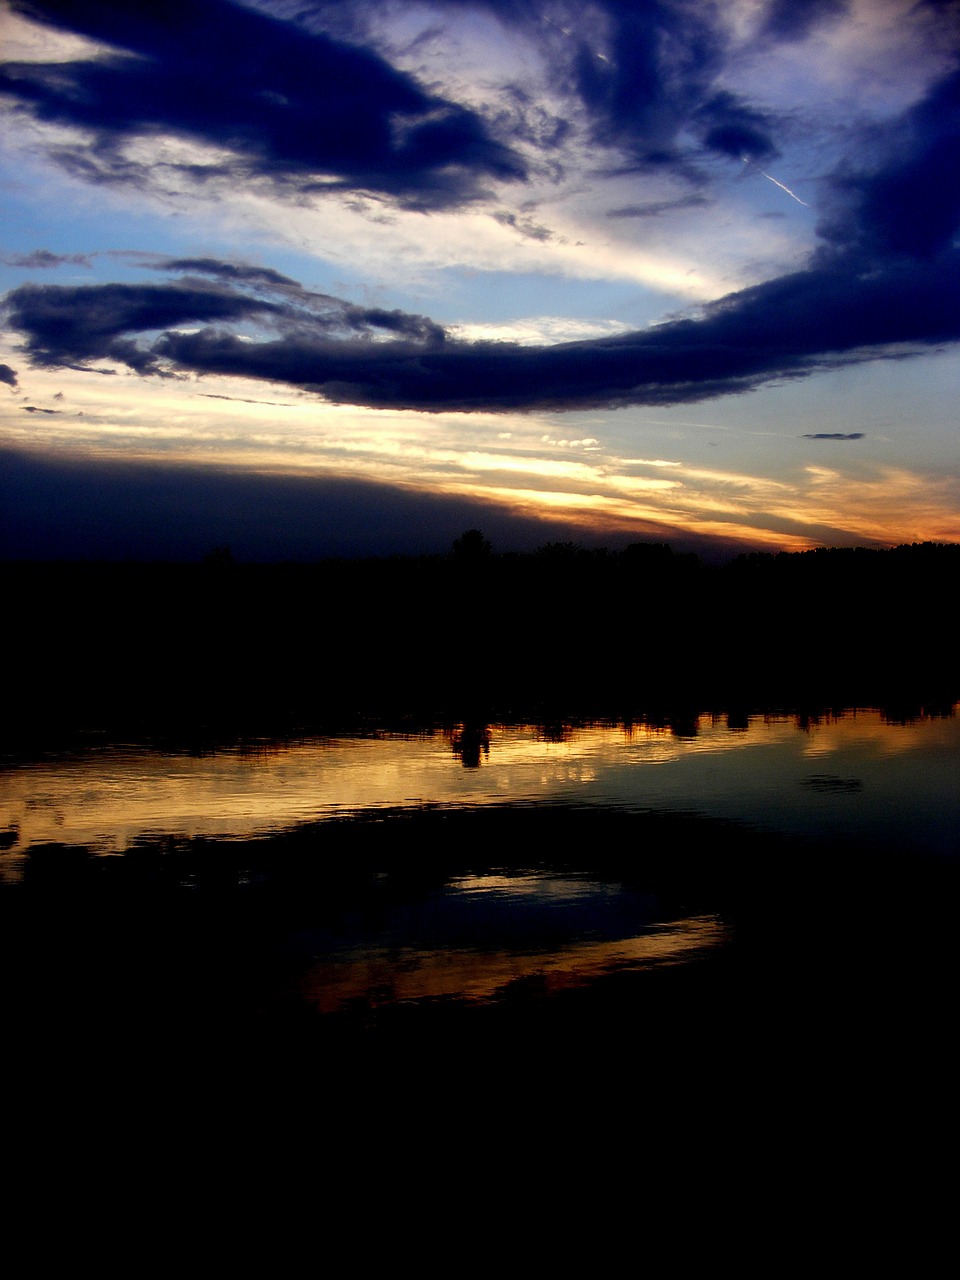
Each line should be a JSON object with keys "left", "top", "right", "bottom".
{"left": 3, "top": 537, "right": 956, "bottom": 746}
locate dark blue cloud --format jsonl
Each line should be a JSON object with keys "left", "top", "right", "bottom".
{"left": 0, "top": 363, "right": 18, "bottom": 388}
{"left": 695, "top": 91, "right": 779, "bottom": 162}
{"left": 802, "top": 433, "right": 864, "bottom": 441}
{"left": 759, "top": 0, "right": 849, "bottom": 42}
{"left": 3, "top": 279, "right": 282, "bottom": 374}
{"left": 3, "top": 261, "right": 447, "bottom": 376}
{"left": 569, "top": 0, "right": 720, "bottom": 161}
{"left": 0, "top": 249, "right": 93, "bottom": 268}
{"left": 427, "top": 0, "right": 781, "bottom": 172}
{"left": 148, "top": 256, "right": 448, "bottom": 341}
{"left": 817, "top": 67, "right": 960, "bottom": 263}
{"left": 605, "top": 195, "right": 710, "bottom": 218}
{"left": 1, "top": 0, "right": 526, "bottom": 209}
{"left": 6, "top": 250, "right": 959, "bottom": 411}
{"left": 155, "top": 259, "right": 302, "bottom": 290}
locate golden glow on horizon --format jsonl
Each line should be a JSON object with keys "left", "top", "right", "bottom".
{"left": 798, "top": 465, "right": 960, "bottom": 543}
{"left": 2, "top": 336, "right": 958, "bottom": 552}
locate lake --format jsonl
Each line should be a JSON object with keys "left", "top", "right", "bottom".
{"left": 4, "top": 700, "right": 958, "bottom": 1187}
{"left": 3, "top": 707, "right": 955, "bottom": 1032}
{"left": 5, "top": 709, "right": 958, "bottom": 860}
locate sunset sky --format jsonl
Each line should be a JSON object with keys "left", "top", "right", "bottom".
{"left": 1, "top": 0, "right": 958, "bottom": 559}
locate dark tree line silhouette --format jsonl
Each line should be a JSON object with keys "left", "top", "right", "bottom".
{"left": 3, "top": 535, "right": 956, "bottom": 744}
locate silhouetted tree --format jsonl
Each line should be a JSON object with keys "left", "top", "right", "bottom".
{"left": 451, "top": 529, "right": 492, "bottom": 561}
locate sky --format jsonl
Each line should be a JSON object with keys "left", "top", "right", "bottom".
{"left": 1, "top": 0, "right": 959, "bottom": 560}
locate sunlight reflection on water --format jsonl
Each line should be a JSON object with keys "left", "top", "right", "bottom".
{"left": 299, "top": 911, "right": 728, "bottom": 1013}
{"left": 1, "top": 709, "right": 957, "bottom": 867}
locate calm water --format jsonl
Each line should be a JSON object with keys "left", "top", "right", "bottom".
{"left": 2, "top": 708, "right": 956, "bottom": 1028}
{"left": 3, "top": 709, "right": 957, "bottom": 861}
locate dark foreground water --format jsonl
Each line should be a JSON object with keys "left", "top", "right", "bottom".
{"left": 3, "top": 708, "right": 957, "bottom": 1192}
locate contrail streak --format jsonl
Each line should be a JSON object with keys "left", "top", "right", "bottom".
{"left": 742, "top": 156, "right": 810, "bottom": 207}
{"left": 758, "top": 169, "right": 810, "bottom": 206}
